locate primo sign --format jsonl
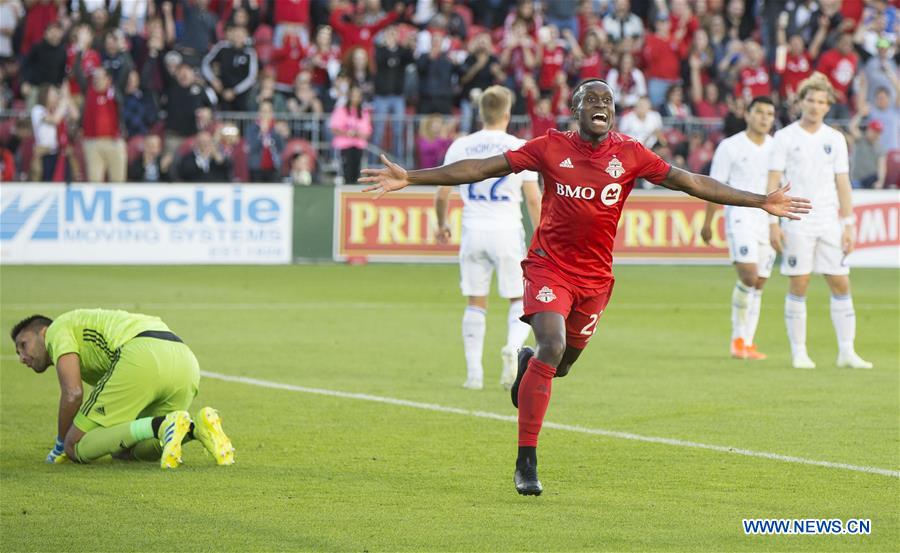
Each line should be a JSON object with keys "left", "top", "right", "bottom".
{"left": 0, "top": 184, "right": 293, "bottom": 264}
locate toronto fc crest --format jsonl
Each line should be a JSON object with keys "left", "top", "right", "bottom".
{"left": 605, "top": 156, "right": 625, "bottom": 179}
{"left": 536, "top": 286, "right": 557, "bottom": 303}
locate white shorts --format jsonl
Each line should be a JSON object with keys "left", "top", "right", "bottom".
{"left": 780, "top": 222, "right": 850, "bottom": 276}
{"left": 459, "top": 227, "right": 526, "bottom": 298}
{"left": 726, "top": 212, "right": 776, "bottom": 278}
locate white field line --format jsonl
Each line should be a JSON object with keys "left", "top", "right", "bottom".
{"left": 201, "top": 370, "right": 900, "bottom": 479}
{"left": 2, "top": 301, "right": 897, "bottom": 311}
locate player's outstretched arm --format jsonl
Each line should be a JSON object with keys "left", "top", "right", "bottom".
{"left": 54, "top": 353, "right": 83, "bottom": 458}
{"left": 661, "top": 167, "right": 811, "bottom": 220}
{"left": 360, "top": 154, "right": 512, "bottom": 198}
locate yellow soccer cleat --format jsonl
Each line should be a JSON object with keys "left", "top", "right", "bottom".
{"left": 194, "top": 407, "right": 235, "bottom": 466}
{"left": 159, "top": 410, "right": 192, "bottom": 469}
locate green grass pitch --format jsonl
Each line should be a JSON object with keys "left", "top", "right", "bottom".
{"left": 1, "top": 264, "right": 897, "bottom": 552}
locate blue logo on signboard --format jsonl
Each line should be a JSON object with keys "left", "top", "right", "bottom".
{"left": 0, "top": 194, "right": 59, "bottom": 240}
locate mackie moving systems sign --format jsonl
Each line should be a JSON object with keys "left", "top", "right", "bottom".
{"left": 1, "top": 184, "right": 293, "bottom": 264}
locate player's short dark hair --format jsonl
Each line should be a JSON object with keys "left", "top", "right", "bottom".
{"left": 748, "top": 96, "right": 775, "bottom": 111}
{"left": 10, "top": 315, "right": 53, "bottom": 342}
{"left": 571, "top": 78, "right": 613, "bottom": 110}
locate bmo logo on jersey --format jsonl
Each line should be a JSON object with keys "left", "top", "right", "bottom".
{"left": 555, "top": 182, "right": 623, "bottom": 206}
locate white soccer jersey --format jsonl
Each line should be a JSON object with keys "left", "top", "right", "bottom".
{"left": 443, "top": 129, "right": 538, "bottom": 231}
{"left": 768, "top": 122, "right": 849, "bottom": 230}
{"left": 710, "top": 131, "right": 772, "bottom": 230}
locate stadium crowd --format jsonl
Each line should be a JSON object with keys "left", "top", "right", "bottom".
{"left": 0, "top": 0, "right": 897, "bottom": 187}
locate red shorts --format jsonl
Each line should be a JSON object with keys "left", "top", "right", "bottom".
{"left": 521, "top": 257, "right": 614, "bottom": 349}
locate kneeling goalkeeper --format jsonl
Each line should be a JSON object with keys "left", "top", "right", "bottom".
{"left": 11, "top": 309, "right": 234, "bottom": 468}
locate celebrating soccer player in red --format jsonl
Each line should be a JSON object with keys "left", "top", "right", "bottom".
{"left": 360, "top": 79, "right": 811, "bottom": 496}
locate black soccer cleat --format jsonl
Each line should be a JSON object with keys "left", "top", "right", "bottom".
{"left": 514, "top": 457, "right": 543, "bottom": 496}
{"left": 511, "top": 346, "right": 534, "bottom": 408}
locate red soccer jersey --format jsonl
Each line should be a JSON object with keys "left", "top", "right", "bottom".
{"left": 641, "top": 33, "right": 685, "bottom": 80}
{"left": 734, "top": 65, "right": 772, "bottom": 101}
{"left": 504, "top": 130, "right": 671, "bottom": 288}
{"left": 817, "top": 49, "right": 858, "bottom": 102}
{"left": 778, "top": 53, "right": 812, "bottom": 96}
{"left": 272, "top": 34, "right": 305, "bottom": 87}
{"left": 538, "top": 44, "right": 566, "bottom": 90}
{"left": 577, "top": 51, "right": 606, "bottom": 81}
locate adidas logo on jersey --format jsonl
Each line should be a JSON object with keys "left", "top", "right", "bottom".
{"left": 558, "top": 158, "right": 574, "bottom": 168}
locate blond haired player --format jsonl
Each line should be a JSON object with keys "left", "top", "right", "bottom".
{"left": 435, "top": 86, "right": 542, "bottom": 390}
{"left": 768, "top": 73, "right": 873, "bottom": 370}
{"left": 702, "top": 96, "right": 778, "bottom": 360}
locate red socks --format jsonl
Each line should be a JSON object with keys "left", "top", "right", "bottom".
{"left": 517, "top": 357, "right": 556, "bottom": 447}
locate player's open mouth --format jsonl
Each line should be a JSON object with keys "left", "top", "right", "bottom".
{"left": 591, "top": 113, "right": 609, "bottom": 124}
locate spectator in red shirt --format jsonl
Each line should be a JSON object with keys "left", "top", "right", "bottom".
{"left": 305, "top": 25, "right": 341, "bottom": 94}
{"left": 20, "top": 0, "right": 58, "bottom": 56}
{"left": 64, "top": 24, "right": 101, "bottom": 98}
{"left": 536, "top": 25, "right": 566, "bottom": 92}
{"left": 271, "top": 29, "right": 305, "bottom": 94}
{"left": 499, "top": 19, "right": 537, "bottom": 91}
{"left": 522, "top": 73, "right": 556, "bottom": 139}
{"left": 74, "top": 63, "right": 127, "bottom": 182}
{"left": 775, "top": 28, "right": 813, "bottom": 98}
{"left": 570, "top": 30, "right": 607, "bottom": 82}
{"left": 670, "top": 0, "right": 700, "bottom": 51}
{"left": 692, "top": 80, "right": 728, "bottom": 119}
{"left": 643, "top": 13, "right": 687, "bottom": 107}
{"left": 733, "top": 40, "right": 772, "bottom": 102}
{"left": 329, "top": 0, "right": 403, "bottom": 59}
{"left": 817, "top": 32, "right": 858, "bottom": 119}
{"left": 274, "top": 0, "right": 311, "bottom": 46}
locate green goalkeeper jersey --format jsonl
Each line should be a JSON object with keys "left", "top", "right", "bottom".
{"left": 45, "top": 309, "right": 172, "bottom": 386}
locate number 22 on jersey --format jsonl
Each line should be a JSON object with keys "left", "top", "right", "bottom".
{"left": 466, "top": 175, "right": 510, "bottom": 201}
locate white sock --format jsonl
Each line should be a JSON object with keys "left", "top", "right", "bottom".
{"left": 731, "top": 282, "right": 752, "bottom": 341}
{"left": 745, "top": 288, "right": 763, "bottom": 345}
{"left": 830, "top": 294, "right": 856, "bottom": 355}
{"left": 462, "top": 306, "right": 486, "bottom": 381}
{"left": 506, "top": 300, "right": 530, "bottom": 349}
{"left": 785, "top": 294, "right": 807, "bottom": 357}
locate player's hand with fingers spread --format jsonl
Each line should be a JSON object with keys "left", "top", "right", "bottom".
{"left": 360, "top": 154, "right": 410, "bottom": 198}
{"left": 762, "top": 183, "right": 811, "bottom": 220}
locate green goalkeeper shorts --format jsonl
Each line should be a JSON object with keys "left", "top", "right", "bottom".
{"left": 74, "top": 336, "right": 200, "bottom": 432}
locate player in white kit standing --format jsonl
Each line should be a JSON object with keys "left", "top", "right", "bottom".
{"left": 767, "top": 73, "right": 873, "bottom": 370}
{"left": 434, "top": 86, "right": 542, "bottom": 390}
{"left": 701, "top": 97, "right": 777, "bottom": 360}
